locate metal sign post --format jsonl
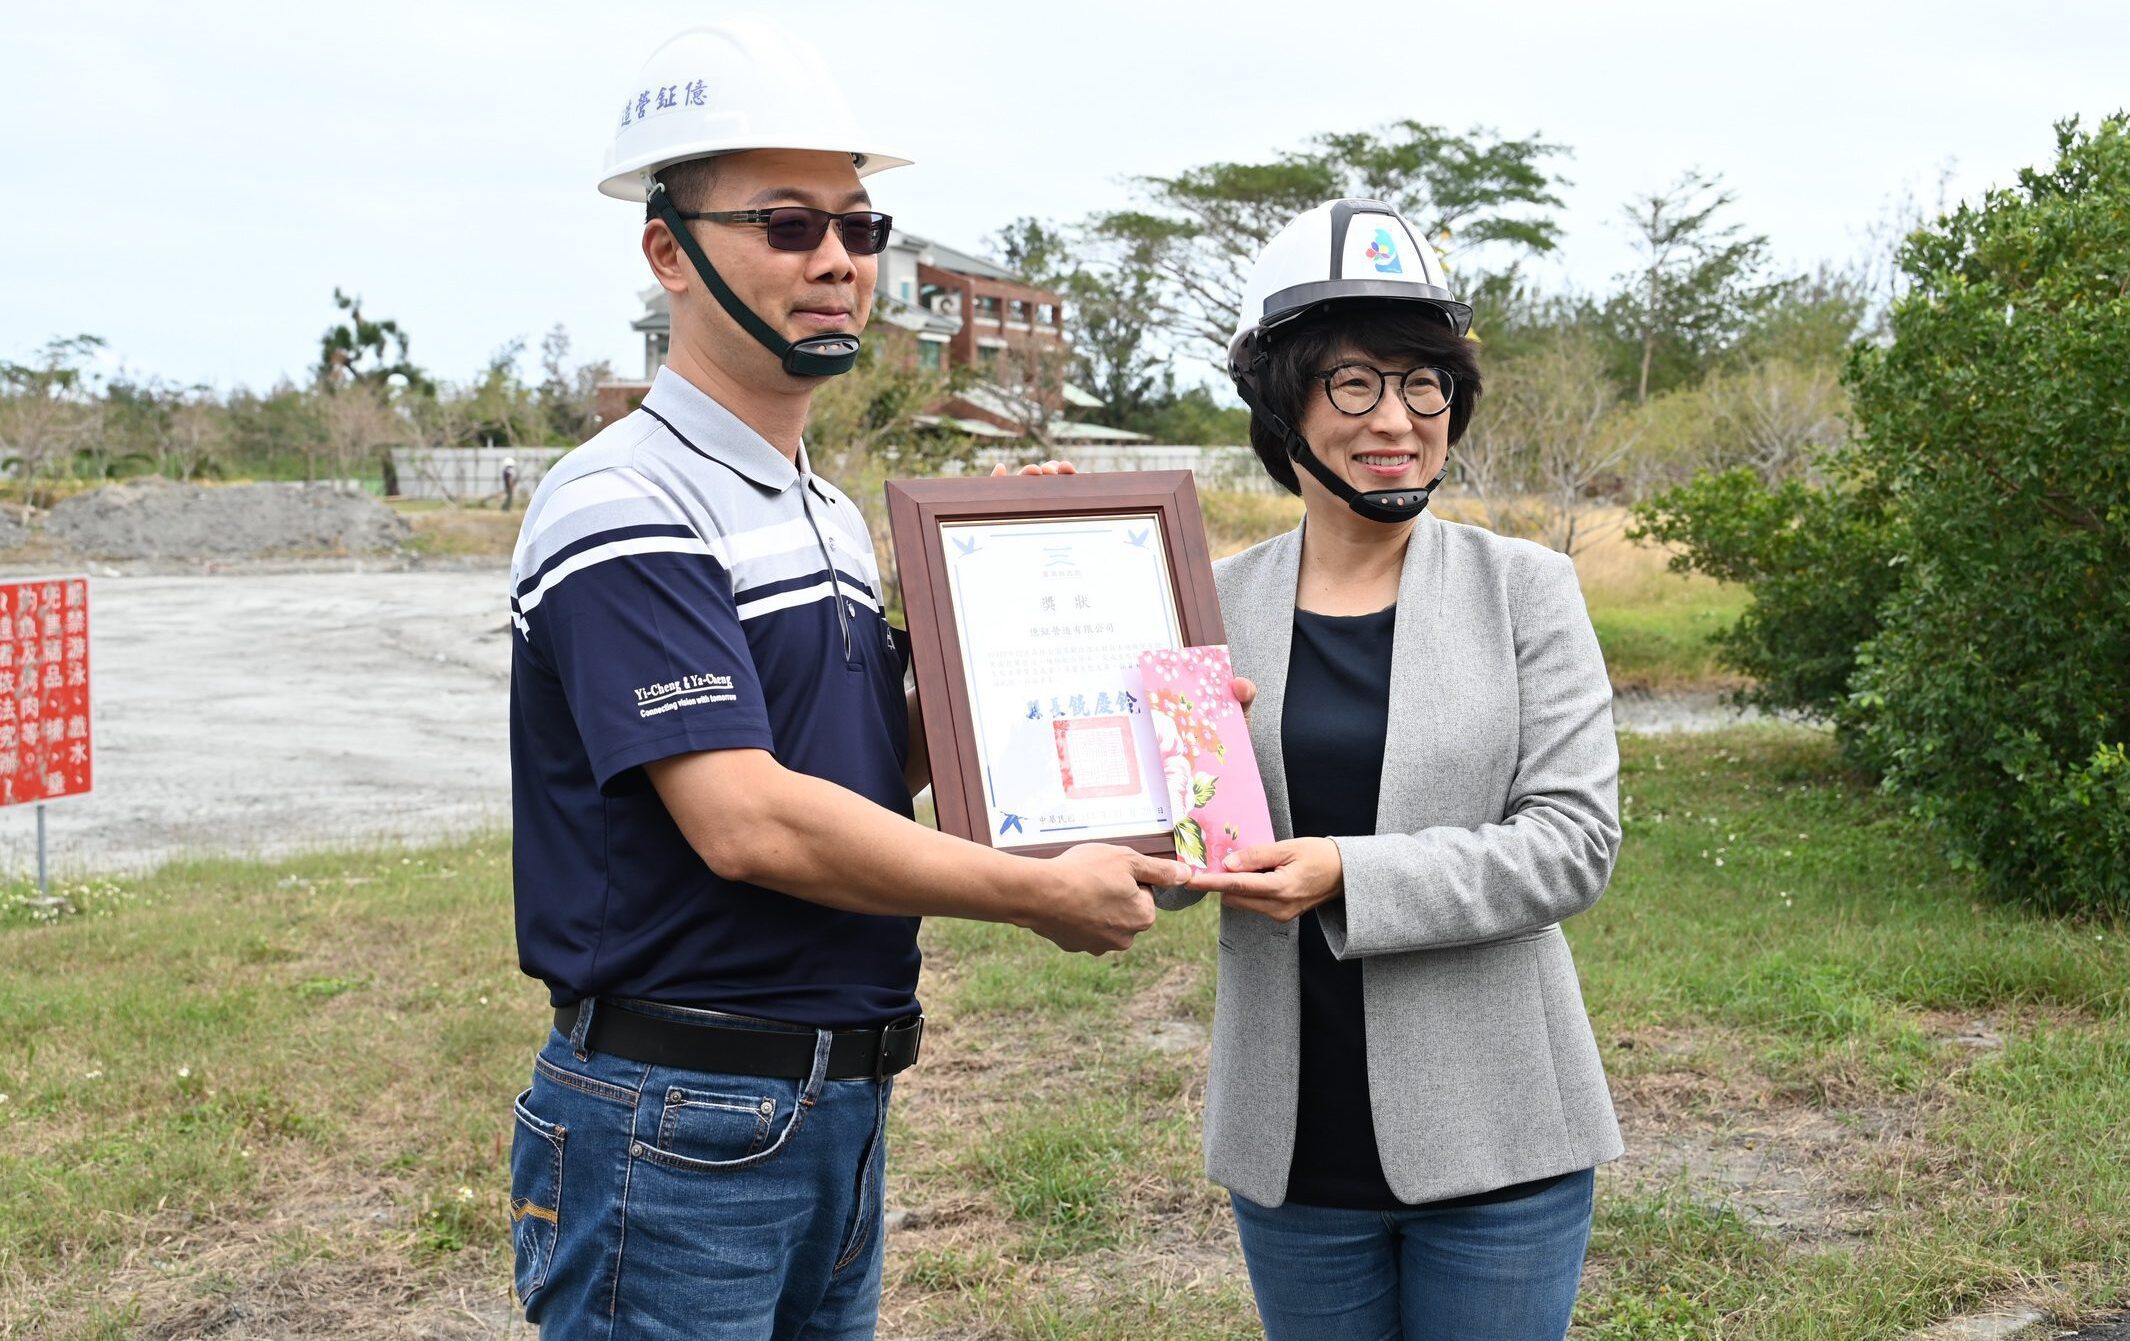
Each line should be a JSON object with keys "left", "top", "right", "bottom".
{"left": 0, "top": 576, "right": 94, "bottom": 905}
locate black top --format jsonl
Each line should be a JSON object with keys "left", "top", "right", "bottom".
{"left": 1281, "top": 604, "right": 1570, "bottom": 1212}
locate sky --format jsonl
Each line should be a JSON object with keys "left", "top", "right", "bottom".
{"left": 4, "top": 0, "right": 2125, "bottom": 395}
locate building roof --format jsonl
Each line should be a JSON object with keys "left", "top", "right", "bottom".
{"left": 873, "top": 291, "right": 961, "bottom": 336}
{"left": 631, "top": 286, "right": 669, "bottom": 333}
{"left": 1047, "top": 421, "right": 1151, "bottom": 444}
{"left": 906, "top": 236, "right": 1019, "bottom": 283}
{"left": 914, "top": 414, "right": 1018, "bottom": 438}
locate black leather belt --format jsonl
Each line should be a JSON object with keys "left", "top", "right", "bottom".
{"left": 557, "top": 1002, "right": 923, "bottom": 1081}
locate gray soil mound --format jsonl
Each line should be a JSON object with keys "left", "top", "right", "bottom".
{"left": 45, "top": 479, "right": 411, "bottom": 560}
{"left": 0, "top": 510, "right": 28, "bottom": 551}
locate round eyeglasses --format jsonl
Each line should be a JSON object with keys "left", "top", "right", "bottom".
{"left": 1311, "top": 363, "right": 1454, "bottom": 418}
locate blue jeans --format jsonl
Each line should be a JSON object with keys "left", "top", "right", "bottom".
{"left": 1229, "top": 1168, "right": 1595, "bottom": 1341}
{"left": 510, "top": 1001, "right": 894, "bottom": 1340}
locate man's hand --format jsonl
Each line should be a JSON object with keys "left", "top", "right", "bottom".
{"left": 1185, "top": 836, "right": 1343, "bottom": 923}
{"left": 1231, "top": 675, "right": 1256, "bottom": 720}
{"left": 1029, "top": 844, "right": 1186, "bottom": 954}
{"left": 990, "top": 460, "right": 1078, "bottom": 476}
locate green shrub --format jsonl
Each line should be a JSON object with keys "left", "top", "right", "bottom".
{"left": 1632, "top": 115, "right": 2130, "bottom": 913}
{"left": 1844, "top": 114, "right": 2130, "bottom": 913}
{"left": 1630, "top": 461, "right": 1901, "bottom": 726}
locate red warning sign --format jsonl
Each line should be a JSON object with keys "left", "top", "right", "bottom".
{"left": 0, "top": 576, "right": 92, "bottom": 808}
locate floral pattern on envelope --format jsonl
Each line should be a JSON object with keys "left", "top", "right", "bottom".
{"left": 1136, "top": 645, "right": 1275, "bottom": 870}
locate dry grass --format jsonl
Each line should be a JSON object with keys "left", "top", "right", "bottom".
{"left": 11, "top": 736, "right": 2126, "bottom": 1337}
{"left": 395, "top": 502, "right": 523, "bottom": 561}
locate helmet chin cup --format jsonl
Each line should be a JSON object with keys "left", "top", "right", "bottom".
{"left": 783, "top": 334, "right": 861, "bottom": 377}
{"left": 1346, "top": 484, "right": 1437, "bottom": 523}
{"left": 1285, "top": 433, "right": 1438, "bottom": 523}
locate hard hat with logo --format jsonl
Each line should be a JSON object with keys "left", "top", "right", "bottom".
{"left": 598, "top": 22, "right": 909, "bottom": 202}
{"left": 1227, "top": 199, "right": 1471, "bottom": 523}
{"left": 1228, "top": 199, "right": 1469, "bottom": 377}
{"left": 598, "top": 21, "right": 909, "bottom": 378}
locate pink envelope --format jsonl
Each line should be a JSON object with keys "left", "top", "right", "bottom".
{"left": 1136, "top": 645, "right": 1275, "bottom": 870}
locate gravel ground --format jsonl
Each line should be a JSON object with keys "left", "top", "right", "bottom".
{"left": 0, "top": 571, "right": 510, "bottom": 879}
{"left": 45, "top": 479, "right": 410, "bottom": 561}
{"left": 0, "top": 569, "right": 1801, "bottom": 881}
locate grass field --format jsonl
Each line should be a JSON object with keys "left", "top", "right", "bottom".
{"left": 2, "top": 730, "right": 2124, "bottom": 1339}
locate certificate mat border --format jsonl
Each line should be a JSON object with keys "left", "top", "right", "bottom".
{"left": 884, "top": 471, "right": 1226, "bottom": 860}
{"left": 942, "top": 513, "right": 1179, "bottom": 849}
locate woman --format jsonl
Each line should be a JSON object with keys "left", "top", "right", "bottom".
{"left": 1163, "top": 199, "right": 1623, "bottom": 1341}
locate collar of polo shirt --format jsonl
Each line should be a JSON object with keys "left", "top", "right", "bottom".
{"left": 640, "top": 368, "right": 815, "bottom": 493}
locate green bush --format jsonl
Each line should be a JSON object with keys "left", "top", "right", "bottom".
{"left": 1630, "top": 461, "right": 1901, "bottom": 726}
{"left": 1846, "top": 114, "right": 2130, "bottom": 913}
{"left": 1633, "top": 115, "right": 2130, "bottom": 913}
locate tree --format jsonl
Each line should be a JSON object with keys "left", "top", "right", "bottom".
{"left": 317, "top": 288, "right": 432, "bottom": 393}
{"left": 1629, "top": 456, "right": 1901, "bottom": 726}
{"left": 317, "top": 290, "right": 432, "bottom": 493}
{"left": 990, "top": 217, "right": 1073, "bottom": 290}
{"left": 1138, "top": 385, "right": 1250, "bottom": 446}
{"left": 991, "top": 216, "right": 1177, "bottom": 435}
{"left": 1735, "top": 264, "right": 1868, "bottom": 370}
{"left": 1454, "top": 326, "right": 1639, "bottom": 557}
{"left": 91, "top": 374, "right": 173, "bottom": 479}
{"left": 1624, "top": 358, "right": 1849, "bottom": 494}
{"left": 317, "top": 379, "right": 398, "bottom": 489}
{"left": 982, "top": 336, "right": 1080, "bottom": 449}
{"left": 1091, "top": 122, "right": 1568, "bottom": 366}
{"left": 165, "top": 388, "right": 234, "bottom": 480}
{"left": 1634, "top": 115, "right": 2130, "bottom": 913}
{"left": 0, "top": 335, "right": 106, "bottom": 511}
{"left": 226, "top": 380, "right": 325, "bottom": 480}
{"left": 1607, "top": 171, "right": 1776, "bottom": 401}
{"left": 456, "top": 339, "right": 549, "bottom": 447}
{"left": 537, "top": 324, "right": 602, "bottom": 444}
{"left": 1843, "top": 114, "right": 2130, "bottom": 912}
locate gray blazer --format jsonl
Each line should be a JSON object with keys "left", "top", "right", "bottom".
{"left": 1159, "top": 515, "right": 1625, "bottom": 1207}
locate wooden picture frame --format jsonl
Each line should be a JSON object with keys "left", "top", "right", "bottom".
{"left": 885, "top": 471, "right": 1227, "bottom": 859}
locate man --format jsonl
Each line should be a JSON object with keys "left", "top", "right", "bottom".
{"left": 506, "top": 21, "right": 1184, "bottom": 1340}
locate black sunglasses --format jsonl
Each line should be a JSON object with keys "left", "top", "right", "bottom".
{"left": 669, "top": 206, "right": 894, "bottom": 256}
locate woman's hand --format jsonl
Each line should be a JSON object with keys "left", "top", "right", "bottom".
{"left": 990, "top": 460, "right": 1078, "bottom": 476}
{"left": 1186, "top": 836, "right": 1343, "bottom": 922}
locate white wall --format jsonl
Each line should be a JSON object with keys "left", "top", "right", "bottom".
{"left": 391, "top": 446, "right": 570, "bottom": 502}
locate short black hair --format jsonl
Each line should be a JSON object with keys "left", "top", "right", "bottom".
{"left": 1244, "top": 302, "right": 1483, "bottom": 496}
{"left": 650, "top": 157, "right": 721, "bottom": 218}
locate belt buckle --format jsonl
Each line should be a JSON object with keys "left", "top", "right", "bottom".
{"left": 876, "top": 1015, "right": 923, "bottom": 1080}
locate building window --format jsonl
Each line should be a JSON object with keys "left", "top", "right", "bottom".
{"left": 976, "top": 294, "right": 1002, "bottom": 320}
{"left": 918, "top": 340, "right": 943, "bottom": 370}
{"left": 1037, "top": 303, "right": 1056, "bottom": 326}
{"left": 900, "top": 280, "right": 913, "bottom": 302}
{"left": 1009, "top": 299, "right": 1029, "bottom": 323}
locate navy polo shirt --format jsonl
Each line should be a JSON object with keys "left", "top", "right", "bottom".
{"left": 508, "top": 368, "right": 917, "bottom": 1028}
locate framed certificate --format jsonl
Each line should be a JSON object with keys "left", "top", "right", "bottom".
{"left": 885, "top": 472, "right": 1227, "bottom": 858}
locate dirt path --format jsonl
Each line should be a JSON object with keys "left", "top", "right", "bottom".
{"left": 0, "top": 572, "right": 511, "bottom": 879}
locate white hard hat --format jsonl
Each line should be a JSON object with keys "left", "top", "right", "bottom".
{"left": 598, "top": 21, "right": 910, "bottom": 202}
{"left": 1227, "top": 199, "right": 1471, "bottom": 381}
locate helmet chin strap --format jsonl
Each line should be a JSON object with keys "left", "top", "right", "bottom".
{"left": 1235, "top": 372, "right": 1445, "bottom": 524}
{"left": 647, "top": 183, "right": 861, "bottom": 378}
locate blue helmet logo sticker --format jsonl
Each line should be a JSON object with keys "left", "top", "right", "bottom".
{"left": 1364, "top": 228, "right": 1403, "bottom": 274}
